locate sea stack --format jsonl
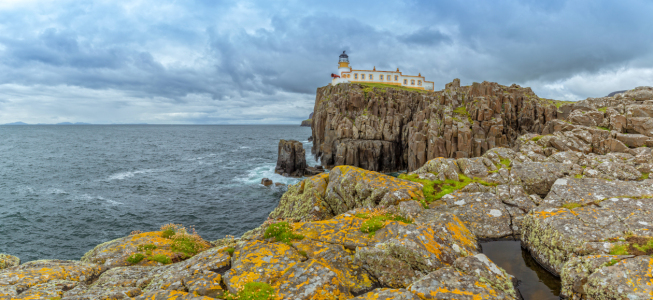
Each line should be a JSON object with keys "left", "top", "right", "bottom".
{"left": 274, "top": 139, "right": 307, "bottom": 177}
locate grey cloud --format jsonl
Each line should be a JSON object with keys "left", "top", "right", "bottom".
{"left": 0, "top": 0, "right": 652, "bottom": 124}
{"left": 399, "top": 28, "right": 452, "bottom": 46}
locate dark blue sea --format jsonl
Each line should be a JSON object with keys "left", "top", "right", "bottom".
{"left": 0, "top": 125, "right": 315, "bottom": 262}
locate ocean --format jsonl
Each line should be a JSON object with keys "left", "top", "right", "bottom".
{"left": 0, "top": 125, "right": 315, "bottom": 262}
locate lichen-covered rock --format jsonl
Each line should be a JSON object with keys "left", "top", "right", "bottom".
{"left": 0, "top": 260, "right": 105, "bottom": 295}
{"left": 81, "top": 231, "right": 197, "bottom": 268}
{"left": 134, "top": 290, "right": 214, "bottom": 300}
{"left": 354, "top": 215, "right": 477, "bottom": 288}
{"left": 274, "top": 259, "right": 351, "bottom": 299}
{"left": 409, "top": 254, "right": 517, "bottom": 299}
{"left": 351, "top": 288, "right": 421, "bottom": 299}
{"left": 354, "top": 245, "right": 419, "bottom": 288}
{"left": 181, "top": 270, "right": 224, "bottom": 298}
{"left": 222, "top": 240, "right": 303, "bottom": 293}
{"left": 437, "top": 192, "right": 514, "bottom": 239}
{"left": 291, "top": 239, "right": 376, "bottom": 294}
{"left": 325, "top": 165, "right": 424, "bottom": 214}
{"left": 270, "top": 166, "right": 423, "bottom": 222}
{"left": 522, "top": 196, "right": 653, "bottom": 275}
{"left": 145, "top": 246, "right": 231, "bottom": 291}
{"left": 0, "top": 255, "right": 19, "bottom": 270}
{"left": 561, "top": 255, "right": 653, "bottom": 299}
{"left": 62, "top": 266, "right": 162, "bottom": 299}
{"left": 268, "top": 172, "right": 331, "bottom": 222}
{"left": 540, "top": 177, "right": 653, "bottom": 208}
{"left": 509, "top": 162, "right": 580, "bottom": 195}
{"left": 8, "top": 280, "right": 78, "bottom": 299}
{"left": 293, "top": 214, "right": 375, "bottom": 250}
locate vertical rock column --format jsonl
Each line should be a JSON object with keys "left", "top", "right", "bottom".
{"left": 275, "top": 140, "right": 307, "bottom": 177}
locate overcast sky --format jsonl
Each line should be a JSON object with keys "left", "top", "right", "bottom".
{"left": 0, "top": 0, "right": 652, "bottom": 124}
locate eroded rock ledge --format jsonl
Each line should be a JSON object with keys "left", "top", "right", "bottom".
{"left": 311, "top": 79, "right": 562, "bottom": 172}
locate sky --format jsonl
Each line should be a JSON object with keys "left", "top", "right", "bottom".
{"left": 0, "top": 0, "right": 652, "bottom": 124}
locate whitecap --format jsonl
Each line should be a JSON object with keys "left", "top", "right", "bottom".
{"left": 47, "top": 188, "right": 68, "bottom": 195}
{"left": 234, "top": 164, "right": 302, "bottom": 186}
{"left": 107, "top": 169, "right": 155, "bottom": 180}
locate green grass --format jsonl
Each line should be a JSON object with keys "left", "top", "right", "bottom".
{"left": 633, "top": 239, "right": 653, "bottom": 253}
{"left": 608, "top": 236, "right": 653, "bottom": 256}
{"left": 453, "top": 106, "right": 473, "bottom": 123}
{"left": 126, "top": 253, "right": 146, "bottom": 265}
{"left": 147, "top": 254, "right": 172, "bottom": 264}
{"left": 597, "top": 126, "right": 611, "bottom": 131}
{"left": 574, "top": 174, "right": 584, "bottom": 179}
{"left": 609, "top": 244, "right": 630, "bottom": 255}
{"left": 531, "top": 136, "right": 543, "bottom": 142}
{"left": 499, "top": 158, "right": 511, "bottom": 168}
{"left": 298, "top": 250, "right": 308, "bottom": 258}
{"left": 225, "top": 282, "right": 277, "bottom": 300}
{"left": 225, "top": 247, "right": 235, "bottom": 255}
{"left": 263, "top": 222, "right": 304, "bottom": 245}
{"left": 640, "top": 173, "right": 649, "bottom": 180}
{"left": 562, "top": 203, "right": 582, "bottom": 210}
{"left": 399, "top": 173, "right": 498, "bottom": 204}
{"left": 598, "top": 107, "right": 607, "bottom": 113}
{"left": 605, "top": 259, "right": 620, "bottom": 266}
{"left": 359, "top": 82, "right": 432, "bottom": 94}
{"left": 355, "top": 211, "right": 413, "bottom": 237}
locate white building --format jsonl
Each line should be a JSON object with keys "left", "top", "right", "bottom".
{"left": 331, "top": 51, "right": 434, "bottom": 91}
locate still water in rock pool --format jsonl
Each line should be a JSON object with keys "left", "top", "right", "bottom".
{"left": 482, "top": 240, "right": 561, "bottom": 300}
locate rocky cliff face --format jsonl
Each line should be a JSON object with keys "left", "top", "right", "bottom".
{"left": 311, "top": 79, "right": 561, "bottom": 172}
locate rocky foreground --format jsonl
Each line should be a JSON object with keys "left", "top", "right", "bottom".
{"left": 2, "top": 84, "right": 653, "bottom": 299}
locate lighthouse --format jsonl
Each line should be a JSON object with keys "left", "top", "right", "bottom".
{"left": 330, "top": 51, "right": 351, "bottom": 85}
{"left": 330, "top": 51, "right": 434, "bottom": 91}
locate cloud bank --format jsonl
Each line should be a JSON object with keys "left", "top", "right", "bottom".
{"left": 0, "top": 0, "right": 652, "bottom": 124}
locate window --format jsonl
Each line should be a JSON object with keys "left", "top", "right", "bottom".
{"left": 362, "top": 74, "right": 365, "bottom": 80}
{"left": 411, "top": 80, "right": 415, "bottom": 85}
{"left": 418, "top": 80, "right": 422, "bottom": 86}
{"left": 395, "top": 75, "right": 398, "bottom": 81}
{"left": 403, "top": 79, "right": 407, "bottom": 84}
{"left": 380, "top": 75, "right": 383, "bottom": 80}
{"left": 370, "top": 74, "right": 373, "bottom": 80}
{"left": 354, "top": 73, "right": 358, "bottom": 79}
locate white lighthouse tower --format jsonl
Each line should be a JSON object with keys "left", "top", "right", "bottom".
{"left": 331, "top": 51, "right": 351, "bottom": 85}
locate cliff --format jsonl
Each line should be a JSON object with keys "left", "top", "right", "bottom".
{"left": 300, "top": 113, "right": 313, "bottom": 127}
{"left": 311, "top": 79, "right": 564, "bottom": 172}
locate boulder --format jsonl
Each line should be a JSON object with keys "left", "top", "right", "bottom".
{"left": 560, "top": 255, "right": 653, "bottom": 299}
{"left": 134, "top": 290, "right": 214, "bottom": 299}
{"left": 81, "top": 231, "right": 207, "bottom": 269}
{"left": 408, "top": 254, "right": 517, "bottom": 299}
{"left": 0, "top": 254, "right": 19, "bottom": 270}
{"left": 145, "top": 246, "right": 231, "bottom": 292}
{"left": 260, "top": 178, "right": 273, "bottom": 186}
{"left": 274, "top": 259, "right": 351, "bottom": 299}
{"left": 521, "top": 195, "right": 653, "bottom": 275}
{"left": 62, "top": 266, "right": 164, "bottom": 299}
{"left": 222, "top": 240, "right": 304, "bottom": 293}
{"left": 270, "top": 166, "right": 423, "bottom": 222}
{"left": 0, "top": 260, "right": 105, "bottom": 295}
{"left": 275, "top": 139, "right": 307, "bottom": 177}
{"left": 436, "top": 192, "right": 514, "bottom": 239}
{"left": 352, "top": 288, "right": 421, "bottom": 299}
